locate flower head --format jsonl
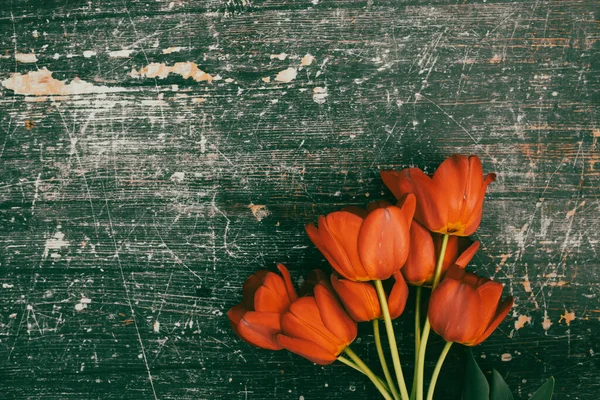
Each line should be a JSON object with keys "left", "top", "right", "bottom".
{"left": 306, "top": 195, "right": 416, "bottom": 281}
{"left": 330, "top": 271, "right": 408, "bottom": 322}
{"left": 428, "top": 265, "right": 513, "bottom": 346}
{"left": 228, "top": 264, "right": 297, "bottom": 350}
{"left": 277, "top": 282, "right": 357, "bottom": 365}
{"left": 381, "top": 154, "right": 495, "bottom": 236}
{"left": 402, "top": 221, "right": 480, "bottom": 286}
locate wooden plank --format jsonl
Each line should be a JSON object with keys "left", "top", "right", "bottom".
{"left": 1, "top": 0, "right": 598, "bottom": 398}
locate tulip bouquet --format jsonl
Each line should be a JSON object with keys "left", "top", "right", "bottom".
{"left": 228, "top": 155, "right": 554, "bottom": 400}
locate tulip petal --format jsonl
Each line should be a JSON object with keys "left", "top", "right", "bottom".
{"left": 300, "top": 269, "right": 329, "bottom": 295}
{"left": 402, "top": 221, "right": 436, "bottom": 285}
{"left": 227, "top": 303, "right": 247, "bottom": 336}
{"left": 380, "top": 170, "right": 404, "bottom": 199}
{"left": 429, "top": 276, "right": 482, "bottom": 344}
{"left": 277, "top": 264, "right": 298, "bottom": 302}
{"left": 387, "top": 271, "right": 409, "bottom": 319}
{"left": 314, "top": 284, "right": 358, "bottom": 343}
{"left": 358, "top": 206, "right": 411, "bottom": 280}
{"left": 454, "top": 241, "right": 480, "bottom": 268}
{"left": 276, "top": 334, "right": 338, "bottom": 365}
{"left": 320, "top": 212, "right": 369, "bottom": 280}
{"left": 471, "top": 296, "right": 514, "bottom": 346}
{"left": 397, "top": 193, "right": 416, "bottom": 225}
{"left": 254, "top": 272, "right": 291, "bottom": 313}
{"left": 242, "top": 270, "right": 269, "bottom": 309}
{"left": 282, "top": 297, "right": 342, "bottom": 354}
{"left": 401, "top": 168, "right": 447, "bottom": 233}
{"left": 237, "top": 311, "right": 283, "bottom": 350}
{"left": 331, "top": 274, "right": 380, "bottom": 322}
{"left": 474, "top": 280, "right": 506, "bottom": 337}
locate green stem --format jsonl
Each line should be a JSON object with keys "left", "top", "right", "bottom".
{"left": 410, "top": 286, "right": 423, "bottom": 400}
{"left": 338, "top": 355, "right": 390, "bottom": 393}
{"left": 416, "top": 234, "right": 449, "bottom": 400}
{"left": 338, "top": 355, "right": 366, "bottom": 374}
{"left": 431, "top": 234, "right": 449, "bottom": 289}
{"left": 374, "top": 280, "right": 410, "bottom": 400}
{"left": 426, "top": 342, "right": 453, "bottom": 400}
{"left": 373, "top": 319, "right": 401, "bottom": 400}
{"left": 344, "top": 348, "right": 394, "bottom": 400}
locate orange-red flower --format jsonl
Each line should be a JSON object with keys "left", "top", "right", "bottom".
{"left": 305, "top": 195, "right": 416, "bottom": 281}
{"left": 277, "top": 282, "right": 357, "bottom": 365}
{"left": 428, "top": 266, "right": 513, "bottom": 346}
{"left": 331, "top": 271, "right": 408, "bottom": 322}
{"left": 402, "top": 221, "right": 480, "bottom": 286}
{"left": 228, "top": 264, "right": 297, "bottom": 350}
{"left": 381, "top": 154, "right": 496, "bottom": 236}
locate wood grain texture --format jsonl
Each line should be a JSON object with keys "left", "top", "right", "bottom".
{"left": 0, "top": 0, "right": 598, "bottom": 398}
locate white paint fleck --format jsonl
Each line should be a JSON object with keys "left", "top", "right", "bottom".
{"left": 15, "top": 53, "right": 38, "bottom": 63}
{"left": 75, "top": 296, "right": 91, "bottom": 311}
{"left": 130, "top": 62, "right": 213, "bottom": 83}
{"left": 2, "top": 68, "right": 126, "bottom": 96}
{"left": 501, "top": 353, "right": 513, "bottom": 362}
{"left": 262, "top": 76, "right": 271, "bottom": 83}
{"left": 162, "top": 46, "right": 184, "bottom": 54}
{"left": 43, "top": 230, "right": 70, "bottom": 259}
{"left": 270, "top": 53, "right": 287, "bottom": 61}
{"left": 32, "top": 30, "right": 39, "bottom": 38}
{"left": 552, "top": 91, "right": 558, "bottom": 96}
{"left": 83, "top": 50, "right": 97, "bottom": 58}
{"left": 53, "top": 53, "right": 61, "bottom": 60}
{"left": 170, "top": 172, "right": 185, "bottom": 183}
{"left": 274, "top": 67, "right": 297, "bottom": 83}
{"left": 312, "top": 86, "right": 328, "bottom": 104}
{"left": 153, "top": 320, "right": 160, "bottom": 333}
{"left": 300, "top": 54, "right": 315, "bottom": 66}
{"left": 108, "top": 49, "right": 134, "bottom": 58}
{"left": 2, "top": 283, "right": 14, "bottom": 289}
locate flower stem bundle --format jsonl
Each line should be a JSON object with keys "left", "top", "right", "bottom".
{"left": 227, "top": 154, "right": 521, "bottom": 399}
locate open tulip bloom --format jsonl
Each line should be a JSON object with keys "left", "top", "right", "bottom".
{"left": 228, "top": 155, "right": 520, "bottom": 400}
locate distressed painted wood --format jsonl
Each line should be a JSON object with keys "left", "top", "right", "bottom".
{"left": 0, "top": 0, "right": 598, "bottom": 398}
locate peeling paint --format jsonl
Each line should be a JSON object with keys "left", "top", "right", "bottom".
{"left": 130, "top": 62, "right": 213, "bottom": 83}
{"left": 559, "top": 310, "right": 576, "bottom": 326}
{"left": 312, "top": 86, "right": 328, "bottom": 104}
{"left": 83, "top": 50, "right": 97, "bottom": 58}
{"left": 2, "top": 68, "right": 126, "bottom": 96}
{"left": 262, "top": 76, "right": 271, "bottom": 83}
{"left": 15, "top": 52, "right": 38, "bottom": 63}
{"left": 247, "top": 204, "right": 270, "bottom": 222}
{"left": 274, "top": 67, "right": 297, "bottom": 83}
{"left": 43, "top": 231, "right": 70, "bottom": 259}
{"left": 514, "top": 314, "right": 531, "bottom": 330}
{"left": 542, "top": 312, "right": 553, "bottom": 331}
{"left": 170, "top": 172, "right": 185, "bottom": 183}
{"left": 270, "top": 53, "right": 287, "bottom": 60}
{"left": 162, "top": 46, "right": 184, "bottom": 54}
{"left": 109, "top": 49, "right": 135, "bottom": 58}
{"left": 300, "top": 54, "right": 315, "bottom": 66}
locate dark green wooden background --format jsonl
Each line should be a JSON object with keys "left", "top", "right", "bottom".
{"left": 1, "top": 0, "right": 598, "bottom": 398}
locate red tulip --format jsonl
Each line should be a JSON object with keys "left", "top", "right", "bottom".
{"left": 228, "top": 264, "right": 298, "bottom": 350}
{"left": 402, "top": 221, "right": 480, "bottom": 286}
{"left": 331, "top": 271, "right": 408, "bottom": 322}
{"left": 381, "top": 154, "right": 496, "bottom": 236}
{"left": 305, "top": 195, "right": 416, "bottom": 281}
{"left": 428, "top": 266, "right": 513, "bottom": 346}
{"left": 277, "top": 282, "right": 357, "bottom": 365}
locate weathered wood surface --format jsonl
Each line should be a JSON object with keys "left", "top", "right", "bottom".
{"left": 0, "top": 0, "right": 598, "bottom": 398}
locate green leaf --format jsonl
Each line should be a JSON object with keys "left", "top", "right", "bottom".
{"left": 461, "top": 349, "right": 490, "bottom": 400}
{"left": 529, "top": 377, "right": 555, "bottom": 400}
{"left": 490, "top": 369, "right": 514, "bottom": 400}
